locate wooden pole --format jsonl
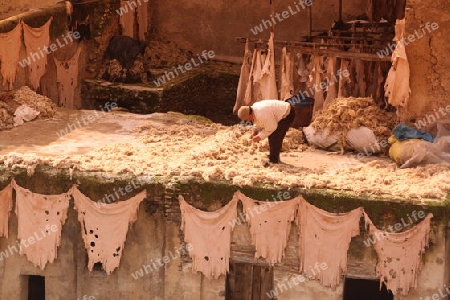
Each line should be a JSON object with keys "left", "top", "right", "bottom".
{"left": 270, "top": 0, "right": 275, "bottom": 33}
{"left": 395, "top": 0, "right": 406, "bottom": 20}
{"left": 308, "top": 5, "right": 312, "bottom": 38}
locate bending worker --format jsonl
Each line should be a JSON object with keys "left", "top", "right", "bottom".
{"left": 237, "top": 100, "right": 295, "bottom": 164}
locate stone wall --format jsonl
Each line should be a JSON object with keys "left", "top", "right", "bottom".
{"left": 151, "top": 0, "right": 366, "bottom": 57}
{"left": 0, "top": 1, "right": 115, "bottom": 109}
{"left": 2, "top": 0, "right": 448, "bottom": 126}
{"left": 0, "top": 167, "right": 447, "bottom": 299}
{"left": 402, "top": 0, "right": 450, "bottom": 127}
{"left": 0, "top": 4, "right": 81, "bottom": 107}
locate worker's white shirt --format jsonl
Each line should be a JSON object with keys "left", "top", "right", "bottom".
{"left": 252, "top": 100, "right": 291, "bottom": 140}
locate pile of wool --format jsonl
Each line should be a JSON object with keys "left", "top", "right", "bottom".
{"left": 136, "top": 112, "right": 222, "bottom": 141}
{"left": 0, "top": 86, "right": 56, "bottom": 130}
{"left": 0, "top": 109, "right": 448, "bottom": 200}
{"left": 100, "top": 119, "right": 303, "bottom": 182}
{"left": 310, "top": 97, "right": 397, "bottom": 149}
{"left": 0, "top": 99, "right": 16, "bottom": 130}
{"left": 10, "top": 86, "right": 56, "bottom": 118}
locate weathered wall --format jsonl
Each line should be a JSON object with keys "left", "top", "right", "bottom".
{"left": 0, "top": 1, "right": 115, "bottom": 109}
{"left": 403, "top": 0, "right": 450, "bottom": 127}
{"left": 1, "top": 0, "right": 449, "bottom": 123}
{"left": 0, "top": 168, "right": 448, "bottom": 299}
{"left": 0, "top": 5, "right": 81, "bottom": 106}
{"left": 0, "top": 169, "right": 168, "bottom": 300}
{"left": 229, "top": 190, "right": 449, "bottom": 300}
{"left": 152, "top": 0, "right": 365, "bottom": 58}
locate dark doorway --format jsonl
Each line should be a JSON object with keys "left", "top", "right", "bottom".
{"left": 93, "top": 262, "right": 104, "bottom": 272}
{"left": 28, "top": 275, "right": 45, "bottom": 300}
{"left": 343, "top": 278, "right": 393, "bottom": 300}
{"left": 226, "top": 262, "right": 273, "bottom": 300}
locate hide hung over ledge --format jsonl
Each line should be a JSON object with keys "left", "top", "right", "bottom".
{"left": 72, "top": 186, "right": 146, "bottom": 275}
{"left": 22, "top": 17, "right": 53, "bottom": 91}
{"left": 12, "top": 179, "right": 71, "bottom": 270}
{"left": 233, "top": 39, "right": 252, "bottom": 114}
{"left": 179, "top": 195, "right": 238, "bottom": 280}
{"left": 179, "top": 191, "right": 432, "bottom": 297}
{"left": 54, "top": 46, "right": 82, "bottom": 109}
{"left": 364, "top": 212, "right": 433, "bottom": 296}
{"left": 0, "top": 179, "right": 435, "bottom": 292}
{"left": 0, "top": 182, "right": 13, "bottom": 238}
{"left": 0, "top": 17, "right": 54, "bottom": 91}
{"left": 233, "top": 32, "right": 278, "bottom": 114}
{"left": 384, "top": 18, "right": 411, "bottom": 113}
{"left": 297, "top": 197, "right": 363, "bottom": 290}
{"left": 0, "top": 23, "right": 22, "bottom": 90}
{"left": 279, "top": 46, "right": 295, "bottom": 101}
{"left": 235, "top": 190, "right": 300, "bottom": 266}
{"left": 0, "top": 180, "right": 146, "bottom": 274}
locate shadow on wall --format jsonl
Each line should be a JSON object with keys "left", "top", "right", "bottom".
{"left": 149, "top": 72, "right": 240, "bottom": 125}
{"left": 85, "top": 67, "right": 241, "bottom": 126}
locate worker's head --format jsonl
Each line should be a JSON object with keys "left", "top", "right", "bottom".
{"left": 237, "top": 106, "right": 254, "bottom": 121}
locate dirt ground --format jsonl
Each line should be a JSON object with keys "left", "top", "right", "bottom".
{"left": 0, "top": 109, "right": 448, "bottom": 202}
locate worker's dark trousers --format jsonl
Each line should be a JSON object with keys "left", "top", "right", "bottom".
{"left": 268, "top": 108, "right": 295, "bottom": 163}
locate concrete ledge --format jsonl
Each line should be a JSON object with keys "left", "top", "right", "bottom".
{"left": 82, "top": 79, "right": 163, "bottom": 113}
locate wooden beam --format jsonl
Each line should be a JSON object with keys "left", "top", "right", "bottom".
{"left": 286, "top": 47, "right": 392, "bottom": 61}
{"left": 235, "top": 37, "right": 393, "bottom": 61}
{"left": 313, "top": 35, "right": 393, "bottom": 42}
